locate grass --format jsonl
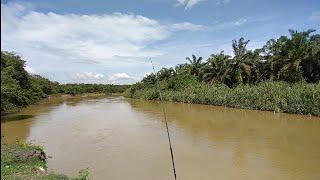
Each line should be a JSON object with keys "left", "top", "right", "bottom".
{"left": 1, "top": 140, "right": 90, "bottom": 180}
{"left": 124, "top": 81, "right": 320, "bottom": 116}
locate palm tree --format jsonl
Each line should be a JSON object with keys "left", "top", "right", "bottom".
{"left": 230, "top": 38, "right": 252, "bottom": 85}
{"left": 300, "top": 31, "right": 320, "bottom": 83}
{"left": 157, "top": 68, "right": 175, "bottom": 81}
{"left": 245, "top": 48, "right": 270, "bottom": 83}
{"left": 263, "top": 29, "right": 317, "bottom": 82}
{"left": 186, "top": 54, "right": 204, "bottom": 79}
{"left": 142, "top": 73, "right": 157, "bottom": 84}
{"left": 174, "top": 63, "right": 190, "bottom": 75}
{"left": 203, "top": 51, "right": 231, "bottom": 84}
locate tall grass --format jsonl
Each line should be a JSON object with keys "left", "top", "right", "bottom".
{"left": 124, "top": 81, "right": 320, "bottom": 116}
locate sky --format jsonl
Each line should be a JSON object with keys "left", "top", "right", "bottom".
{"left": 1, "top": 0, "right": 320, "bottom": 84}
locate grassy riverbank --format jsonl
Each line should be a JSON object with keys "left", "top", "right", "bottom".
{"left": 124, "top": 80, "right": 320, "bottom": 116}
{"left": 1, "top": 141, "right": 89, "bottom": 180}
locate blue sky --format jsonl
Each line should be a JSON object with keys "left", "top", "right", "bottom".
{"left": 1, "top": 0, "right": 319, "bottom": 84}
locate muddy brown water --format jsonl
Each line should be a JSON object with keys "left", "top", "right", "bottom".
{"left": 1, "top": 96, "right": 320, "bottom": 180}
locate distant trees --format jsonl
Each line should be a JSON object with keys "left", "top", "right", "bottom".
{"left": 57, "top": 84, "right": 129, "bottom": 95}
{"left": 2, "top": 29, "right": 319, "bottom": 112}
{"left": 263, "top": 29, "right": 320, "bottom": 83}
{"left": 124, "top": 29, "right": 320, "bottom": 116}
{"left": 141, "top": 29, "right": 320, "bottom": 87}
{"left": 203, "top": 52, "right": 231, "bottom": 84}
{"left": 1, "top": 51, "right": 129, "bottom": 112}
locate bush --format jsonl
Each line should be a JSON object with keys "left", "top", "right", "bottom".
{"left": 1, "top": 140, "right": 90, "bottom": 180}
{"left": 124, "top": 80, "right": 320, "bottom": 116}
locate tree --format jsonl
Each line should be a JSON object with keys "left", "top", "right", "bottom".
{"left": 230, "top": 38, "right": 252, "bottom": 85}
{"left": 186, "top": 54, "right": 204, "bottom": 80}
{"left": 301, "top": 33, "right": 320, "bottom": 83}
{"left": 203, "top": 51, "right": 232, "bottom": 84}
{"left": 157, "top": 68, "right": 175, "bottom": 81}
{"left": 1, "top": 52, "right": 30, "bottom": 88}
{"left": 262, "top": 29, "right": 320, "bottom": 83}
{"left": 142, "top": 73, "right": 157, "bottom": 84}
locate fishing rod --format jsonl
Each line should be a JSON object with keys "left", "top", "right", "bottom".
{"left": 150, "top": 60, "right": 177, "bottom": 180}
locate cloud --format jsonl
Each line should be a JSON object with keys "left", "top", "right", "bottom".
{"left": 216, "top": 0, "right": 231, "bottom": 5}
{"left": 172, "top": 22, "right": 204, "bottom": 31}
{"left": 176, "top": 0, "right": 230, "bottom": 8}
{"left": 233, "top": 18, "right": 247, "bottom": 26}
{"left": 24, "top": 66, "right": 36, "bottom": 74}
{"left": 210, "top": 18, "right": 248, "bottom": 30}
{"left": 1, "top": 2, "right": 204, "bottom": 83}
{"left": 2, "top": 4, "right": 168, "bottom": 63}
{"left": 70, "top": 72, "right": 138, "bottom": 84}
{"left": 309, "top": 11, "right": 320, "bottom": 21}
{"left": 143, "top": 72, "right": 152, "bottom": 77}
{"left": 107, "top": 73, "right": 138, "bottom": 84}
{"left": 176, "top": 0, "right": 203, "bottom": 9}
{"left": 72, "top": 72, "right": 105, "bottom": 80}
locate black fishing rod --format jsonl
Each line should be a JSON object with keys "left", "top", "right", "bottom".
{"left": 150, "top": 60, "right": 177, "bottom": 180}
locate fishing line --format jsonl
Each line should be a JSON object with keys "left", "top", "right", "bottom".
{"left": 150, "top": 60, "right": 177, "bottom": 180}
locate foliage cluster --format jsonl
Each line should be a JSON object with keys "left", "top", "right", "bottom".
{"left": 1, "top": 140, "right": 90, "bottom": 179}
{"left": 124, "top": 30, "right": 320, "bottom": 115}
{"left": 57, "top": 83, "right": 129, "bottom": 95}
{"left": 1, "top": 52, "right": 60, "bottom": 112}
{"left": 1, "top": 51, "right": 130, "bottom": 112}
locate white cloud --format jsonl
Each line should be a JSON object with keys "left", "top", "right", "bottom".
{"left": 210, "top": 18, "right": 248, "bottom": 30}
{"left": 1, "top": 2, "right": 204, "bottom": 83}
{"left": 310, "top": 11, "right": 320, "bottom": 21}
{"left": 219, "top": 0, "right": 231, "bottom": 4}
{"left": 107, "top": 73, "right": 138, "bottom": 84}
{"left": 108, "top": 73, "right": 130, "bottom": 81}
{"left": 172, "top": 22, "right": 204, "bottom": 31}
{"left": 234, "top": 18, "right": 247, "bottom": 26}
{"left": 1, "top": 4, "right": 168, "bottom": 62}
{"left": 176, "top": 0, "right": 203, "bottom": 9}
{"left": 72, "top": 72, "right": 105, "bottom": 80}
{"left": 70, "top": 72, "right": 138, "bottom": 84}
{"left": 143, "top": 72, "right": 152, "bottom": 77}
{"left": 24, "top": 65, "right": 36, "bottom": 74}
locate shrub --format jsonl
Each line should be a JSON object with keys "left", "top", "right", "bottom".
{"left": 124, "top": 80, "right": 320, "bottom": 116}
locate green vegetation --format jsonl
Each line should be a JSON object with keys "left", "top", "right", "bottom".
{"left": 1, "top": 140, "right": 90, "bottom": 180}
{"left": 1, "top": 52, "right": 59, "bottom": 112}
{"left": 124, "top": 29, "right": 320, "bottom": 116}
{"left": 1, "top": 51, "right": 130, "bottom": 113}
{"left": 57, "top": 84, "right": 129, "bottom": 95}
{"left": 1, "top": 51, "right": 129, "bottom": 178}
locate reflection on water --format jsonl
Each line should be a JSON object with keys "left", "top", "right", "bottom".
{"left": 1, "top": 114, "right": 35, "bottom": 122}
{"left": 1, "top": 96, "right": 320, "bottom": 180}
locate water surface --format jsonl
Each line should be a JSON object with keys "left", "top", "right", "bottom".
{"left": 2, "top": 96, "right": 320, "bottom": 180}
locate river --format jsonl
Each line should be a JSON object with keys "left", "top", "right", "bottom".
{"left": 1, "top": 96, "right": 320, "bottom": 180}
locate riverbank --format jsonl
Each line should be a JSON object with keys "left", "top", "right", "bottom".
{"left": 1, "top": 51, "right": 129, "bottom": 113}
{"left": 1, "top": 93, "right": 117, "bottom": 116}
{"left": 1, "top": 140, "right": 89, "bottom": 179}
{"left": 49, "top": 92, "right": 113, "bottom": 99}
{"left": 124, "top": 81, "right": 320, "bottom": 116}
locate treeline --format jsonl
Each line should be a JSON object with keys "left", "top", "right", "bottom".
{"left": 1, "top": 52, "right": 58, "bottom": 112}
{"left": 124, "top": 29, "right": 320, "bottom": 116}
{"left": 57, "top": 84, "right": 129, "bottom": 95}
{"left": 1, "top": 52, "right": 129, "bottom": 112}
